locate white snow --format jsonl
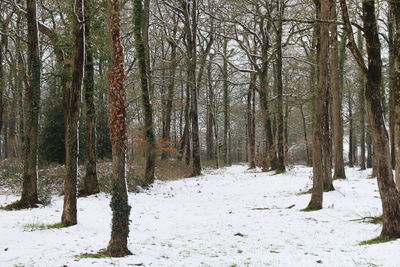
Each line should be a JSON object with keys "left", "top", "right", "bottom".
{"left": 0, "top": 165, "right": 399, "bottom": 267}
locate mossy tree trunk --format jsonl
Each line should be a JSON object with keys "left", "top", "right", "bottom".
{"left": 80, "top": 0, "right": 99, "bottom": 197}
{"left": 19, "top": 0, "right": 41, "bottom": 208}
{"left": 106, "top": 0, "right": 131, "bottom": 257}
{"left": 133, "top": 0, "right": 156, "bottom": 186}
{"left": 62, "top": 0, "right": 85, "bottom": 226}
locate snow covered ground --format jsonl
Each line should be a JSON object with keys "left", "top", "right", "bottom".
{"left": 0, "top": 165, "right": 399, "bottom": 267}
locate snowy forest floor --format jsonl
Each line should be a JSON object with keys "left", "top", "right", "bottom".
{"left": 0, "top": 165, "right": 399, "bottom": 267}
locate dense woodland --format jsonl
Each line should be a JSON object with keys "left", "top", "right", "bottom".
{"left": 1, "top": 0, "right": 400, "bottom": 259}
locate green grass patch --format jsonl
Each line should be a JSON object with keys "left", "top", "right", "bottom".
{"left": 359, "top": 237, "right": 397, "bottom": 245}
{"left": 24, "top": 222, "right": 66, "bottom": 231}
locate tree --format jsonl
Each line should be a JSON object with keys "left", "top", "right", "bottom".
{"left": 62, "top": 0, "right": 85, "bottom": 226}
{"left": 7, "top": 0, "right": 41, "bottom": 209}
{"left": 80, "top": 0, "right": 99, "bottom": 197}
{"left": 105, "top": 0, "right": 132, "bottom": 256}
{"left": 341, "top": 0, "right": 400, "bottom": 239}
{"left": 307, "top": 0, "right": 330, "bottom": 210}
{"left": 330, "top": 0, "right": 346, "bottom": 179}
{"left": 133, "top": 0, "right": 156, "bottom": 186}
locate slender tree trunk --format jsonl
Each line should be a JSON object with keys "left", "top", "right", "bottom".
{"left": 300, "top": 105, "right": 311, "bottom": 165}
{"left": 348, "top": 91, "right": 354, "bottom": 167}
{"left": 133, "top": 0, "right": 156, "bottom": 186}
{"left": 206, "top": 56, "right": 214, "bottom": 160}
{"left": 105, "top": 0, "right": 131, "bottom": 257}
{"left": 80, "top": 0, "right": 99, "bottom": 196}
{"left": 248, "top": 73, "right": 256, "bottom": 169}
{"left": 308, "top": 0, "right": 329, "bottom": 210}
{"left": 357, "top": 30, "right": 366, "bottom": 170}
{"left": 161, "top": 30, "right": 178, "bottom": 160}
{"left": 62, "top": 0, "right": 85, "bottom": 226}
{"left": 275, "top": 0, "right": 285, "bottom": 173}
{"left": 330, "top": 0, "right": 346, "bottom": 179}
{"left": 222, "top": 39, "right": 230, "bottom": 166}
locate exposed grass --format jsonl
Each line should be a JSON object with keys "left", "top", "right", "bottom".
{"left": 350, "top": 216, "right": 382, "bottom": 225}
{"left": 359, "top": 237, "right": 397, "bottom": 245}
{"left": 23, "top": 222, "right": 66, "bottom": 231}
{"left": 76, "top": 249, "right": 109, "bottom": 259}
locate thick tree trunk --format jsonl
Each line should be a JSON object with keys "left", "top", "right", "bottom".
{"left": 17, "top": 0, "right": 41, "bottom": 208}
{"left": 181, "top": 0, "right": 201, "bottom": 176}
{"left": 62, "top": 0, "right": 85, "bottom": 226}
{"left": 330, "top": 0, "right": 346, "bottom": 179}
{"left": 133, "top": 0, "right": 156, "bottom": 186}
{"left": 341, "top": 0, "right": 400, "bottom": 239}
{"left": 393, "top": 1, "right": 400, "bottom": 189}
{"left": 308, "top": 0, "right": 330, "bottom": 210}
{"left": 105, "top": 0, "right": 131, "bottom": 257}
{"left": 80, "top": 0, "right": 99, "bottom": 197}
{"left": 0, "top": 28, "right": 5, "bottom": 152}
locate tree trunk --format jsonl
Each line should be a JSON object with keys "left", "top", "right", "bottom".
{"left": 206, "top": 56, "right": 214, "bottom": 160}
{"left": 182, "top": 0, "right": 201, "bottom": 176}
{"left": 393, "top": 1, "right": 400, "bottom": 189}
{"left": 62, "top": 0, "right": 85, "bottom": 226}
{"left": 16, "top": 0, "right": 41, "bottom": 208}
{"left": 341, "top": 0, "right": 400, "bottom": 239}
{"left": 248, "top": 73, "right": 256, "bottom": 169}
{"left": 357, "top": 30, "right": 366, "bottom": 170}
{"left": 308, "top": 0, "right": 330, "bottom": 210}
{"left": 133, "top": 0, "right": 156, "bottom": 186}
{"left": 222, "top": 39, "right": 230, "bottom": 166}
{"left": 0, "top": 25, "right": 5, "bottom": 153}
{"left": 80, "top": 0, "right": 99, "bottom": 197}
{"left": 161, "top": 29, "right": 178, "bottom": 160}
{"left": 348, "top": 90, "right": 354, "bottom": 168}
{"left": 275, "top": 0, "right": 285, "bottom": 173}
{"left": 105, "top": 0, "right": 131, "bottom": 257}
{"left": 330, "top": 0, "right": 346, "bottom": 179}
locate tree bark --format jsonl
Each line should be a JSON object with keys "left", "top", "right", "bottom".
{"left": 106, "top": 0, "right": 131, "bottom": 257}
{"left": 18, "top": 0, "right": 41, "bottom": 208}
{"left": 62, "top": 0, "right": 85, "bottom": 226}
{"left": 275, "top": 0, "right": 285, "bottom": 173}
{"left": 248, "top": 73, "right": 256, "bottom": 169}
{"left": 308, "top": 0, "right": 330, "bottom": 210}
{"left": 393, "top": 1, "right": 400, "bottom": 189}
{"left": 80, "top": 0, "right": 99, "bottom": 197}
{"left": 330, "top": 0, "right": 346, "bottom": 179}
{"left": 161, "top": 27, "right": 178, "bottom": 160}
{"left": 341, "top": 0, "right": 400, "bottom": 239}
{"left": 222, "top": 39, "right": 230, "bottom": 166}
{"left": 357, "top": 30, "right": 366, "bottom": 170}
{"left": 133, "top": 0, "right": 156, "bottom": 186}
